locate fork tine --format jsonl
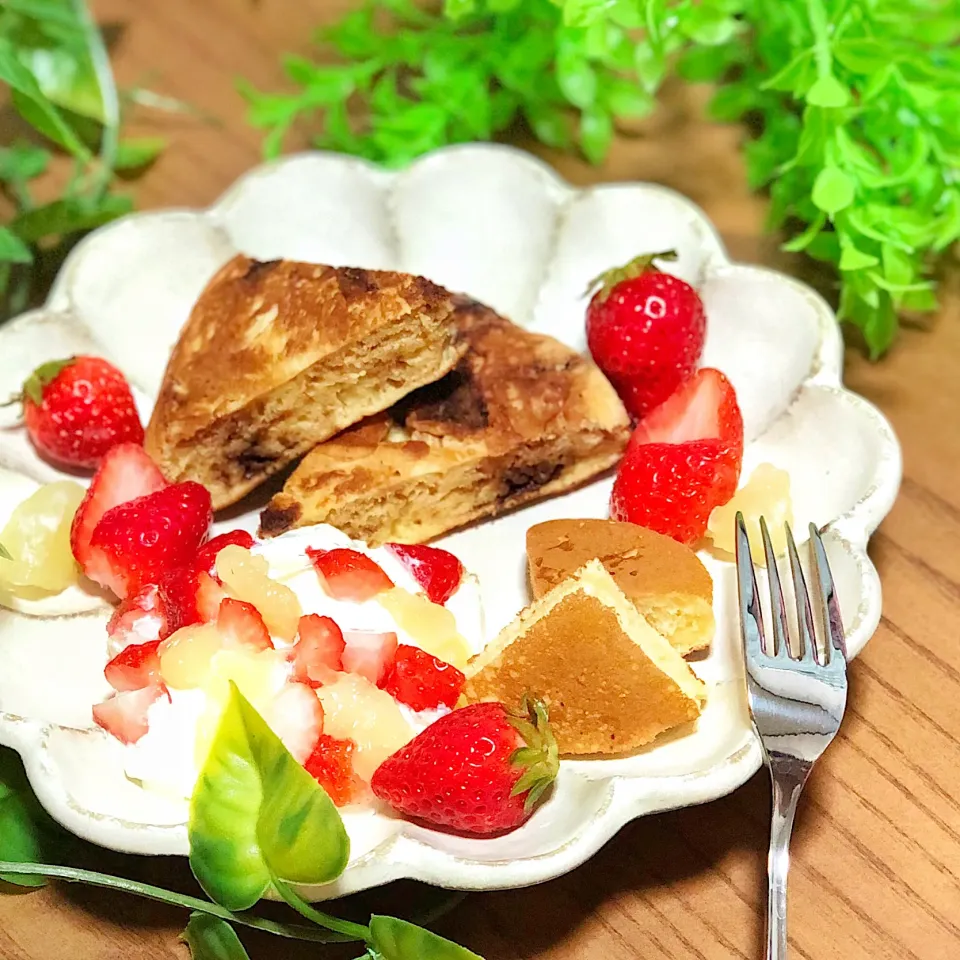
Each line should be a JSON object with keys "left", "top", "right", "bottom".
{"left": 735, "top": 512, "right": 767, "bottom": 660}
{"left": 785, "top": 522, "right": 819, "bottom": 665}
{"left": 809, "top": 523, "right": 848, "bottom": 662}
{"left": 760, "top": 516, "right": 790, "bottom": 658}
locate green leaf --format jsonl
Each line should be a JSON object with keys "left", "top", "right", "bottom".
{"left": 579, "top": 104, "right": 613, "bottom": 165}
{"left": 11, "top": 195, "right": 133, "bottom": 244}
{"left": 839, "top": 240, "right": 880, "bottom": 272}
{"left": 563, "top": 0, "right": 614, "bottom": 27}
{"left": 16, "top": 45, "right": 103, "bottom": 121}
{"left": 634, "top": 42, "right": 665, "bottom": 93}
{"left": 603, "top": 76, "right": 653, "bottom": 117}
{"left": 114, "top": 137, "right": 166, "bottom": 172}
{"left": 523, "top": 103, "right": 573, "bottom": 149}
{"left": 556, "top": 46, "right": 597, "bottom": 109}
{"left": 0, "top": 227, "right": 33, "bottom": 265}
{"left": 812, "top": 167, "right": 855, "bottom": 215}
{"left": 188, "top": 684, "right": 349, "bottom": 912}
{"left": 806, "top": 75, "right": 850, "bottom": 108}
{"left": 443, "top": 0, "right": 475, "bottom": 18}
{"left": 781, "top": 211, "right": 827, "bottom": 252}
{"left": 182, "top": 914, "right": 250, "bottom": 960}
{"left": 368, "top": 916, "right": 484, "bottom": 960}
{"left": 0, "top": 143, "right": 50, "bottom": 183}
{"left": 680, "top": 9, "right": 740, "bottom": 46}
{"left": 0, "top": 748, "right": 55, "bottom": 886}
{"left": 610, "top": 0, "right": 644, "bottom": 28}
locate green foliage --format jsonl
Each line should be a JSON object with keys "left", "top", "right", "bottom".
{"left": 0, "top": 0, "right": 167, "bottom": 321}
{"left": 242, "top": 0, "right": 960, "bottom": 356}
{"left": 182, "top": 913, "right": 251, "bottom": 960}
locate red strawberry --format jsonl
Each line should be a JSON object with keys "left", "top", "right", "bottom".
{"left": 585, "top": 251, "right": 706, "bottom": 421}
{"left": 307, "top": 548, "right": 394, "bottom": 602}
{"left": 156, "top": 567, "right": 202, "bottom": 637}
{"left": 104, "top": 640, "right": 162, "bottom": 692}
{"left": 304, "top": 734, "right": 359, "bottom": 807}
{"left": 292, "top": 615, "right": 345, "bottom": 687}
{"left": 71, "top": 443, "right": 167, "bottom": 574}
{"left": 265, "top": 681, "right": 324, "bottom": 763}
{"left": 379, "top": 645, "right": 465, "bottom": 711}
{"left": 371, "top": 699, "right": 558, "bottom": 836}
{"left": 611, "top": 368, "right": 744, "bottom": 545}
{"left": 216, "top": 598, "right": 273, "bottom": 652}
{"left": 92, "top": 685, "right": 165, "bottom": 745}
{"left": 17, "top": 356, "right": 144, "bottom": 469}
{"left": 386, "top": 543, "right": 464, "bottom": 605}
{"left": 195, "top": 530, "right": 256, "bottom": 577}
{"left": 106, "top": 583, "right": 168, "bottom": 651}
{"left": 86, "top": 481, "right": 212, "bottom": 598}
{"left": 196, "top": 571, "right": 229, "bottom": 622}
{"left": 342, "top": 631, "right": 397, "bottom": 685}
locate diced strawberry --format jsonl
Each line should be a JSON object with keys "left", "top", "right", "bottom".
{"left": 266, "top": 681, "right": 324, "bottom": 763}
{"left": 385, "top": 543, "right": 464, "bottom": 605}
{"left": 292, "top": 614, "right": 345, "bottom": 687}
{"left": 304, "top": 734, "right": 359, "bottom": 807}
{"left": 92, "top": 685, "right": 165, "bottom": 745}
{"left": 307, "top": 547, "right": 393, "bottom": 602}
{"left": 71, "top": 443, "right": 167, "bottom": 574}
{"left": 341, "top": 631, "right": 398, "bottom": 685}
{"left": 106, "top": 583, "right": 167, "bottom": 653}
{"left": 195, "top": 529, "right": 256, "bottom": 577}
{"left": 104, "top": 640, "right": 162, "bottom": 692}
{"left": 196, "top": 570, "right": 228, "bottom": 622}
{"left": 379, "top": 644, "right": 465, "bottom": 711}
{"left": 216, "top": 598, "right": 273, "bottom": 652}
{"left": 86, "top": 481, "right": 212, "bottom": 599}
{"left": 156, "top": 567, "right": 202, "bottom": 637}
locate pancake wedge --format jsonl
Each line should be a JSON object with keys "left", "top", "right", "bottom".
{"left": 260, "top": 298, "right": 630, "bottom": 543}
{"left": 144, "top": 256, "right": 465, "bottom": 509}
{"left": 526, "top": 518, "right": 715, "bottom": 656}
{"left": 462, "top": 559, "right": 705, "bottom": 755}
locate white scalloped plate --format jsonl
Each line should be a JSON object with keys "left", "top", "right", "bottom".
{"left": 0, "top": 145, "right": 900, "bottom": 900}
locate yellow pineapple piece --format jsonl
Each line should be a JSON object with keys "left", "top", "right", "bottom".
{"left": 0, "top": 481, "right": 85, "bottom": 594}
{"left": 318, "top": 673, "right": 415, "bottom": 781}
{"left": 159, "top": 623, "right": 223, "bottom": 689}
{"left": 707, "top": 463, "right": 794, "bottom": 565}
{"left": 215, "top": 545, "right": 302, "bottom": 640}
{"left": 378, "top": 587, "right": 471, "bottom": 669}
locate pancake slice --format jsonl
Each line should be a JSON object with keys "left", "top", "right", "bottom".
{"left": 145, "top": 256, "right": 465, "bottom": 509}
{"left": 462, "top": 559, "right": 705, "bottom": 756}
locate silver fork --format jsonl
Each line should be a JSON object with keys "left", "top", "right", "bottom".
{"left": 735, "top": 514, "right": 848, "bottom": 960}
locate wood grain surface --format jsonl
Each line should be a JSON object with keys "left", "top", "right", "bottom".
{"left": 2, "top": 1, "right": 959, "bottom": 958}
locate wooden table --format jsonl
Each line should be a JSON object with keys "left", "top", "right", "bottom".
{"left": 3, "top": 1, "right": 959, "bottom": 957}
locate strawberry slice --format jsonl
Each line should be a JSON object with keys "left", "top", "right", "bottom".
{"left": 86, "top": 481, "right": 212, "bottom": 598}
{"left": 156, "top": 566, "right": 203, "bottom": 637}
{"left": 196, "top": 571, "right": 229, "bottom": 622}
{"left": 304, "top": 734, "right": 359, "bottom": 806}
{"left": 307, "top": 547, "right": 393, "bottom": 602}
{"left": 106, "top": 583, "right": 167, "bottom": 653}
{"left": 92, "top": 685, "right": 165, "bottom": 745}
{"left": 385, "top": 543, "right": 464, "bottom": 605}
{"left": 71, "top": 443, "right": 167, "bottom": 575}
{"left": 265, "top": 681, "right": 324, "bottom": 763}
{"left": 292, "top": 614, "right": 345, "bottom": 687}
{"left": 216, "top": 598, "right": 273, "bottom": 652}
{"left": 195, "top": 529, "right": 256, "bottom": 577}
{"left": 104, "top": 640, "right": 162, "bottom": 692}
{"left": 342, "top": 631, "right": 398, "bottom": 685}
{"left": 379, "top": 644, "right": 465, "bottom": 711}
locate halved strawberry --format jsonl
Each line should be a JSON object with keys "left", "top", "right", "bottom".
{"left": 379, "top": 644, "right": 465, "bottom": 711}
{"left": 216, "top": 598, "right": 273, "bottom": 652}
{"left": 71, "top": 443, "right": 167, "bottom": 575}
{"left": 106, "top": 583, "right": 167, "bottom": 653}
{"left": 304, "top": 734, "right": 359, "bottom": 807}
{"left": 104, "top": 640, "right": 162, "bottom": 692}
{"left": 292, "top": 614, "right": 345, "bottom": 687}
{"left": 196, "top": 571, "right": 229, "bottom": 622}
{"left": 86, "top": 481, "right": 212, "bottom": 598}
{"left": 307, "top": 547, "right": 393, "bottom": 602}
{"left": 341, "top": 631, "right": 398, "bottom": 685}
{"left": 92, "top": 685, "right": 165, "bottom": 745}
{"left": 265, "top": 681, "right": 324, "bottom": 763}
{"left": 156, "top": 567, "right": 202, "bottom": 637}
{"left": 385, "top": 543, "right": 464, "bottom": 605}
{"left": 195, "top": 530, "right": 256, "bottom": 577}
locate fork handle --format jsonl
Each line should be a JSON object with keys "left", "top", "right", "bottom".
{"left": 766, "top": 773, "right": 805, "bottom": 960}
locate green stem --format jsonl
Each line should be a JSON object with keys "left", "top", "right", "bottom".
{"left": 805, "top": 0, "right": 834, "bottom": 76}
{"left": 272, "top": 876, "right": 372, "bottom": 942}
{"left": 0, "top": 861, "right": 353, "bottom": 944}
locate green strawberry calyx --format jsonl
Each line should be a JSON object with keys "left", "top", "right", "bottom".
{"left": 507, "top": 696, "right": 559, "bottom": 813}
{"left": 585, "top": 249, "right": 679, "bottom": 303}
{"left": 22, "top": 357, "right": 77, "bottom": 406}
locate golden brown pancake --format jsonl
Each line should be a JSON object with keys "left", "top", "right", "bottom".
{"left": 145, "top": 256, "right": 465, "bottom": 509}
{"left": 462, "top": 559, "right": 705, "bottom": 756}
{"left": 526, "top": 519, "right": 715, "bottom": 656}
{"left": 259, "top": 298, "right": 630, "bottom": 544}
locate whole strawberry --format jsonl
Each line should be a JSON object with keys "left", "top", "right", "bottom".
{"left": 586, "top": 250, "right": 706, "bottom": 421}
{"left": 16, "top": 356, "right": 144, "bottom": 469}
{"left": 370, "top": 699, "right": 558, "bottom": 836}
